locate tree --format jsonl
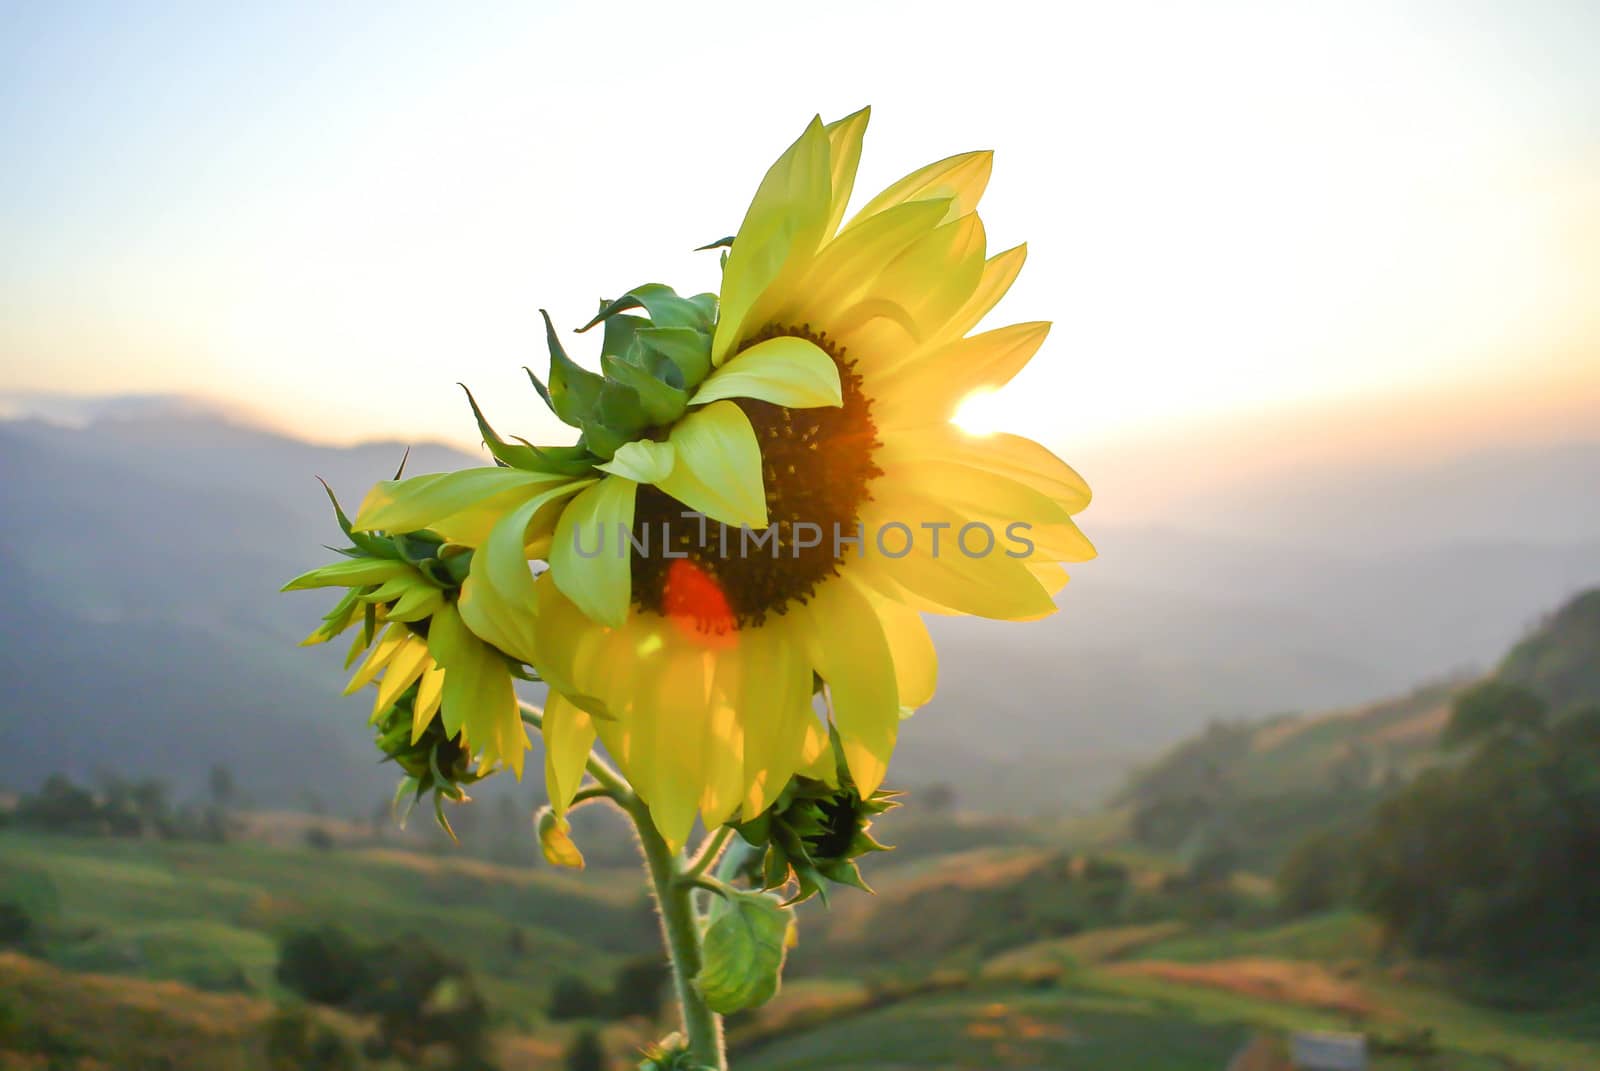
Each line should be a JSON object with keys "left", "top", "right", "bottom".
{"left": 1355, "top": 701, "right": 1600, "bottom": 970}
{"left": 609, "top": 956, "right": 669, "bottom": 1021}
{"left": 1276, "top": 829, "right": 1358, "bottom": 917}
{"left": 0, "top": 902, "right": 34, "bottom": 950}
{"left": 208, "top": 764, "right": 237, "bottom": 810}
{"left": 1442, "top": 680, "right": 1547, "bottom": 748}
{"left": 565, "top": 1027, "right": 608, "bottom": 1071}
{"left": 263, "top": 1005, "right": 357, "bottom": 1071}
{"left": 548, "top": 974, "right": 606, "bottom": 1021}
{"left": 276, "top": 926, "right": 372, "bottom": 1007}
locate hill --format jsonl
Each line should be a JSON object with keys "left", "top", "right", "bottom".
{"left": 2, "top": 397, "right": 1597, "bottom": 814}
{"left": 1116, "top": 586, "right": 1600, "bottom": 869}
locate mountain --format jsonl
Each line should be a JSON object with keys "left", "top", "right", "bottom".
{"left": 1, "top": 396, "right": 1597, "bottom": 814}
{"left": 1113, "top": 585, "right": 1600, "bottom": 867}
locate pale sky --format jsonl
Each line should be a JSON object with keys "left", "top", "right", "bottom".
{"left": 3, "top": 1, "right": 1597, "bottom": 456}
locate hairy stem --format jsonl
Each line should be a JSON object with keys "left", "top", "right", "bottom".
{"left": 632, "top": 802, "right": 726, "bottom": 1069}
{"left": 519, "top": 701, "right": 725, "bottom": 1067}
{"left": 684, "top": 824, "right": 736, "bottom": 881}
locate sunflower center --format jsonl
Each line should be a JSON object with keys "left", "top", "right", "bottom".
{"left": 630, "top": 324, "right": 882, "bottom": 631}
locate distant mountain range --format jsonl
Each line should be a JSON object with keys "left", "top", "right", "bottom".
{"left": 1, "top": 394, "right": 1596, "bottom": 814}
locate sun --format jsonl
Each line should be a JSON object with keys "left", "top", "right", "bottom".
{"left": 951, "top": 389, "right": 1008, "bottom": 436}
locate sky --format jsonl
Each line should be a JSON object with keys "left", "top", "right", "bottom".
{"left": 2, "top": 0, "right": 1597, "bottom": 460}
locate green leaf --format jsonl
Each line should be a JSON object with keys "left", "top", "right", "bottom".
{"left": 695, "top": 890, "right": 795, "bottom": 1014}
{"left": 542, "top": 309, "right": 604, "bottom": 428}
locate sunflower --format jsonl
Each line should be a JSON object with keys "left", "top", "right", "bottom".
{"left": 284, "top": 485, "right": 529, "bottom": 780}
{"left": 349, "top": 108, "right": 1093, "bottom": 850}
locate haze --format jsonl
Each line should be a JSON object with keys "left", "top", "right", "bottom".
{"left": 3, "top": 0, "right": 1597, "bottom": 470}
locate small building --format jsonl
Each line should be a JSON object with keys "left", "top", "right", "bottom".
{"left": 1289, "top": 1031, "right": 1368, "bottom": 1071}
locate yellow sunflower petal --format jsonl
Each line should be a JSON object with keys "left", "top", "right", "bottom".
{"left": 833, "top": 213, "right": 987, "bottom": 366}
{"left": 413, "top": 665, "right": 446, "bottom": 742}
{"left": 872, "top": 321, "right": 1050, "bottom": 428}
{"left": 732, "top": 621, "right": 814, "bottom": 816}
{"left": 597, "top": 439, "right": 676, "bottom": 484}
{"left": 354, "top": 468, "right": 568, "bottom": 534}
{"left": 784, "top": 198, "right": 952, "bottom": 327}
{"left": 878, "top": 457, "right": 1093, "bottom": 562}
{"left": 629, "top": 645, "right": 709, "bottom": 852}
{"left": 657, "top": 400, "right": 768, "bottom": 529}
{"left": 798, "top": 576, "right": 899, "bottom": 796}
{"left": 926, "top": 242, "right": 1027, "bottom": 349}
{"left": 690, "top": 334, "right": 842, "bottom": 409}
{"left": 530, "top": 573, "right": 618, "bottom": 721}
{"left": 712, "top": 117, "right": 833, "bottom": 364}
{"left": 552, "top": 475, "right": 637, "bottom": 629}
{"left": 875, "top": 425, "right": 1091, "bottom": 514}
{"left": 699, "top": 655, "right": 748, "bottom": 830}
{"left": 1028, "top": 561, "right": 1071, "bottom": 598}
{"left": 542, "top": 691, "right": 596, "bottom": 816}
{"left": 462, "top": 479, "right": 593, "bottom": 661}
{"left": 344, "top": 623, "right": 407, "bottom": 694}
{"left": 427, "top": 604, "right": 521, "bottom": 772}
{"left": 859, "top": 490, "right": 1060, "bottom": 621}
{"left": 845, "top": 150, "right": 993, "bottom": 233}
{"left": 822, "top": 106, "right": 871, "bottom": 238}
{"left": 862, "top": 590, "right": 937, "bottom": 710}
{"left": 373, "top": 638, "right": 432, "bottom": 719}
{"left": 796, "top": 717, "right": 838, "bottom": 786}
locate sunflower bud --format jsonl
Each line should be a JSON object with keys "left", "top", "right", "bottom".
{"left": 536, "top": 806, "right": 585, "bottom": 870}
{"left": 637, "top": 1033, "right": 705, "bottom": 1071}
{"left": 375, "top": 685, "right": 485, "bottom": 839}
{"left": 734, "top": 773, "right": 899, "bottom": 906}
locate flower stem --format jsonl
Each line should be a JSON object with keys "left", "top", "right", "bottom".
{"left": 630, "top": 798, "right": 727, "bottom": 1069}
{"left": 684, "top": 824, "right": 736, "bottom": 881}
{"left": 518, "top": 702, "right": 725, "bottom": 1067}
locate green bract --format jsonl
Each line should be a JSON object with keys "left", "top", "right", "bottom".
{"left": 376, "top": 685, "right": 485, "bottom": 839}
{"left": 734, "top": 773, "right": 899, "bottom": 906}
{"left": 467, "top": 284, "right": 718, "bottom": 468}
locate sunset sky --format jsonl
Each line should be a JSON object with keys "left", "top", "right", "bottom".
{"left": 3, "top": 1, "right": 1597, "bottom": 459}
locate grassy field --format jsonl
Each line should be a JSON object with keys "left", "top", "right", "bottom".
{"left": 0, "top": 830, "right": 655, "bottom": 1027}
{"left": 5, "top": 830, "right": 1600, "bottom": 1070}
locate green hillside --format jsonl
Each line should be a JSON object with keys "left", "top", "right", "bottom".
{"left": 0, "top": 832, "right": 652, "bottom": 1027}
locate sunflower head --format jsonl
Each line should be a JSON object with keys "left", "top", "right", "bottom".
{"left": 290, "top": 108, "right": 1094, "bottom": 855}
{"left": 734, "top": 763, "right": 899, "bottom": 906}
{"left": 284, "top": 480, "right": 531, "bottom": 789}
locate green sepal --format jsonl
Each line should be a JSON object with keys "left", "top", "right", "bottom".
{"left": 317, "top": 478, "right": 396, "bottom": 559}
{"left": 580, "top": 283, "right": 714, "bottom": 333}
{"left": 508, "top": 437, "right": 599, "bottom": 476}
{"left": 541, "top": 309, "right": 604, "bottom": 428}
{"left": 524, "top": 365, "right": 557, "bottom": 414}
{"left": 601, "top": 352, "right": 689, "bottom": 426}
{"left": 635, "top": 326, "right": 713, "bottom": 391}
{"left": 460, "top": 383, "right": 598, "bottom": 477}
{"left": 599, "top": 311, "right": 651, "bottom": 362}
{"left": 695, "top": 236, "right": 735, "bottom": 251}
